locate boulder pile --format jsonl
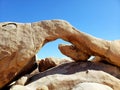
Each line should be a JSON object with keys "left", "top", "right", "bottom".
{"left": 0, "top": 20, "right": 120, "bottom": 90}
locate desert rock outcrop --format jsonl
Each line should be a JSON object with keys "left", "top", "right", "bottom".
{"left": 1, "top": 20, "right": 120, "bottom": 89}
{"left": 12, "top": 70, "right": 120, "bottom": 90}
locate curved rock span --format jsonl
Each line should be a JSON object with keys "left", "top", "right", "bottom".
{"left": 0, "top": 20, "right": 120, "bottom": 88}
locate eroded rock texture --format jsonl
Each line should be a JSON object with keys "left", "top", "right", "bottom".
{"left": 0, "top": 20, "right": 120, "bottom": 89}
{"left": 38, "top": 57, "right": 73, "bottom": 72}
{"left": 12, "top": 70, "right": 120, "bottom": 90}
{"left": 59, "top": 44, "right": 90, "bottom": 61}
{"left": 10, "top": 61, "right": 120, "bottom": 90}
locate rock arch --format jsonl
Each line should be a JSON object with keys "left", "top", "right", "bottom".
{"left": 0, "top": 20, "right": 120, "bottom": 88}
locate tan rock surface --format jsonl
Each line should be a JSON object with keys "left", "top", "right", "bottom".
{"left": 25, "top": 70, "right": 120, "bottom": 90}
{"left": 72, "top": 82, "right": 113, "bottom": 90}
{"left": 10, "top": 80, "right": 113, "bottom": 90}
{"left": 59, "top": 44, "right": 90, "bottom": 61}
{"left": 30, "top": 20, "right": 120, "bottom": 67}
{"left": 10, "top": 85, "right": 49, "bottom": 90}
{"left": 15, "top": 76, "right": 28, "bottom": 86}
{"left": 25, "top": 61, "right": 120, "bottom": 90}
{"left": 10, "top": 61, "right": 120, "bottom": 90}
{"left": 1, "top": 20, "right": 120, "bottom": 88}
{"left": 10, "top": 85, "right": 31, "bottom": 90}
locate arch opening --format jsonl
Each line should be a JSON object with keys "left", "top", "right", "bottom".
{"left": 36, "top": 39, "right": 71, "bottom": 60}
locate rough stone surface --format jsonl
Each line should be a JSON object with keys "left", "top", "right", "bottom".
{"left": 72, "top": 82, "right": 113, "bottom": 90}
{"left": 59, "top": 44, "right": 90, "bottom": 61}
{"left": 1, "top": 20, "right": 120, "bottom": 89}
{"left": 13, "top": 70, "right": 119, "bottom": 90}
{"left": 28, "top": 61, "right": 120, "bottom": 83}
{"left": 10, "top": 85, "right": 49, "bottom": 90}
{"left": 9, "top": 61, "right": 120, "bottom": 90}
{"left": 38, "top": 58, "right": 56, "bottom": 72}
{"left": 15, "top": 76, "right": 28, "bottom": 86}
{"left": 10, "top": 85, "right": 31, "bottom": 90}
{"left": 38, "top": 57, "right": 73, "bottom": 72}
{"left": 11, "top": 82, "right": 113, "bottom": 90}
{"left": 36, "top": 85, "right": 49, "bottom": 90}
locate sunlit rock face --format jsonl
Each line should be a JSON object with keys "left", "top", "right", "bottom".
{"left": 11, "top": 70, "right": 120, "bottom": 90}
{"left": 0, "top": 20, "right": 120, "bottom": 89}
{"left": 72, "top": 82, "right": 113, "bottom": 90}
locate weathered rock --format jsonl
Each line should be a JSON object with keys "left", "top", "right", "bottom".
{"left": 38, "top": 58, "right": 56, "bottom": 72}
{"left": 12, "top": 68, "right": 40, "bottom": 87}
{"left": 12, "top": 57, "right": 72, "bottom": 87}
{"left": 24, "top": 70, "right": 120, "bottom": 90}
{"left": 1, "top": 20, "right": 120, "bottom": 88}
{"left": 30, "top": 20, "right": 120, "bottom": 67}
{"left": 10, "top": 61, "right": 120, "bottom": 90}
{"left": 38, "top": 57, "right": 73, "bottom": 72}
{"left": 0, "top": 22, "right": 38, "bottom": 88}
{"left": 11, "top": 82, "right": 113, "bottom": 90}
{"left": 59, "top": 44, "right": 90, "bottom": 61}
{"left": 36, "top": 85, "right": 49, "bottom": 90}
{"left": 10, "top": 85, "right": 31, "bottom": 90}
{"left": 72, "top": 82, "right": 113, "bottom": 90}
{"left": 11, "top": 61, "right": 120, "bottom": 89}
{"left": 27, "top": 61, "right": 120, "bottom": 84}
{"left": 0, "top": 55, "right": 37, "bottom": 89}
{"left": 10, "top": 85, "right": 49, "bottom": 90}
{"left": 91, "top": 56, "right": 103, "bottom": 62}
{"left": 15, "top": 76, "right": 28, "bottom": 86}
{"left": 26, "top": 61, "right": 120, "bottom": 87}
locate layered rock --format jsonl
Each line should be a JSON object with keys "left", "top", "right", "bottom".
{"left": 10, "top": 61, "right": 120, "bottom": 90}
{"left": 26, "top": 61, "right": 120, "bottom": 85}
{"left": 11, "top": 70, "right": 120, "bottom": 90}
{"left": 1, "top": 20, "right": 120, "bottom": 89}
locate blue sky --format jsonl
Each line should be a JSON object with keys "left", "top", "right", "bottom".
{"left": 0, "top": 0, "right": 120, "bottom": 59}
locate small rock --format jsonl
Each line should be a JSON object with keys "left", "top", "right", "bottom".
{"left": 38, "top": 57, "right": 72, "bottom": 72}
{"left": 15, "top": 76, "right": 28, "bottom": 85}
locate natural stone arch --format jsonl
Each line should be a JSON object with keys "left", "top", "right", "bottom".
{"left": 0, "top": 20, "right": 120, "bottom": 88}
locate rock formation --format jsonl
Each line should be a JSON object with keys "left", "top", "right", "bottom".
{"left": 38, "top": 57, "right": 73, "bottom": 72}
{"left": 58, "top": 44, "right": 90, "bottom": 61}
{"left": 9, "top": 60, "right": 120, "bottom": 90}
{"left": 11, "top": 70, "right": 120, "bottom": 90}
{"left": 0, "top": 20, "right": 120, "bottom": 89}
